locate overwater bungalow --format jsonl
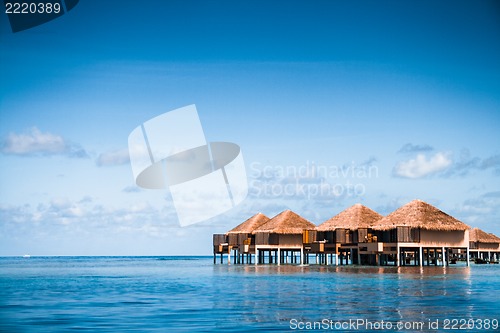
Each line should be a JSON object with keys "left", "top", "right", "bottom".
{"left": 252, "top": 210, "right": 316, "bottom": 265}
{"left": 371, "top": 200, "right": 470, "bottom": 266}
{"left": 213, "top": 199, "right": 500, "bottom": 267}
{"left": 213, "top": 213, "right": 269, "bottom": 264}
{"left": 469, "top": 228, "right": 500, "bottom": 263}
{"left": 315, "top": 204, "right": 383, "bottom": 265}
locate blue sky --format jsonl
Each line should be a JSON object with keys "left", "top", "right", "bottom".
{"left": 1, "top": 0, "right": 499, "bottom": 255}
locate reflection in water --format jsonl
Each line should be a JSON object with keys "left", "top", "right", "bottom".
{"left": 212, "top": 263, "right": 493, "bottom": 332}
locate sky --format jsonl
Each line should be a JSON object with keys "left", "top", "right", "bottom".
{"left": 0, "top": 0, "right": 499, "bottom": 255}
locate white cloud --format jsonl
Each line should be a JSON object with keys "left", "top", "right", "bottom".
{"left": 398, "top": 143, "right": 434, "bottom": 154}
{"left": 0, "top": 198, "right": 197, "bottom": 255}
{"left": 451, "top": 192, "right": 500, "bottom": 231}
{"left": 122, "top": 185, "right": 141, "bottom": 193}
{"left": 96, "top": 148, "right": 130, "bottom": 166}
{"left": 0, "top": 127, "right": 88, "bottom": 158}
{"left": 0, "top": 197, "right": 178, "bottom": 234}
{"left": 393, "top": 152, "right": 452, "bottom": 178}
{"left": 397, "top": 149, "right": 500, "bottom": 178}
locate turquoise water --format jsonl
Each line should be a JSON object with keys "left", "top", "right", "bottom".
{"left": 0, "top": 257, "right": 499, "bottom": 332}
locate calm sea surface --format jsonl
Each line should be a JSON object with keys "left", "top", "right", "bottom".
{"left": 0, "top": 256, "right": 499, "bottom": 332}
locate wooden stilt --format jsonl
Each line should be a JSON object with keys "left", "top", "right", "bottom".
{"left": 417, "top": 248, "right": 420, "bottom": 267}
{"left": 441, "top": 247, "right": 446, "bottom": 266}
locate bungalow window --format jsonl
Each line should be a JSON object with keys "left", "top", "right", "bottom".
{"left": 389, "top": 229, "right": 397, "bottom": 242}
{"left": 345, "top": 230, "right": 352, "bottom": 243}
{"left": 336, "top": 229, "right": 346, "bottom": 243}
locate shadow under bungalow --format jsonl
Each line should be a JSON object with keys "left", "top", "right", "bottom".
{"left": 213, "top": 200, "right": 500, "bottom": 266}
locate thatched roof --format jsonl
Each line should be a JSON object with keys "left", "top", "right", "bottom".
{"left": 252, "top": 210, "right": 316, "bottom": 234}
{"left": 469, "top": 228, "right": 500, "bottom": 243}
{"left": 226, "top": 213, "right": 270, "bottom": 234}
{"left": 371, "top": 199, "right": 470, "bottom": 231}
{"left": 316, "top": 204, "right": 382, "bottom": 231}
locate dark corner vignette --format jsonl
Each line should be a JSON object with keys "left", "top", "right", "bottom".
{"left": 3, "top": 0, "right": 79, "bottom": 32}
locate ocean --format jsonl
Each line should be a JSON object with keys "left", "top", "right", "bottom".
{"left": 0, "top": 256, "right": 498, "bottom": 332}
